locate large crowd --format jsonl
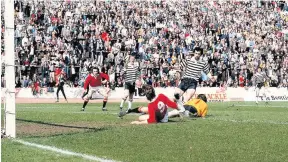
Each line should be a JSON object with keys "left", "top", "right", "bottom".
{"left": 1, "top": 0, "right": 288, "bottom": 90}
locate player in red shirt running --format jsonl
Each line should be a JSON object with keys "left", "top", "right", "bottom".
{"left": 118, "top": 85, "right": 179, "bottom": 124}
{"left": 81, "top": 67, "right": 110, "bottom": 111}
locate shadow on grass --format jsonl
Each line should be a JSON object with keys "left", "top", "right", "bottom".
{"left": 22, "top": 128, "right": 106, "bottom": 139}
{"left": 16, "top": 118, "right": 111, "bottom": 138}
{"left": 16, "top": 118, "right": 105, "bottom": 130}
{"left": 20, "top": 128, "right": 101, "bottom": 138}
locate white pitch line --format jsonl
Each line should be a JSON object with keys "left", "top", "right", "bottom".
{"left": 14, "top": 139, "right": 120, "bottom": 162}
{"left": 71, "top": 112, "right": 118, "bottom": 114}
{"left": 210, "top": 118, "right": 288, "bottom": 125}
{"left": 16, "top": 107, "right": 62, "bottom": 109}
{"left": 229, "top": 105, "right": 288, "bottom": 108}
{"left": 5, "top": 107, "right": 140, "bottom": 116}
{"left": 70, "top": 112, "right": 140, "bottom": 116}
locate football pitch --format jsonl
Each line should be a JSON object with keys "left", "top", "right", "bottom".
{"left": 2, "top": 102, "right": 288, "bottom": 162}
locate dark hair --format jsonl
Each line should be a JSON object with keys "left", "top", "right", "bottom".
{"left": 101, "top": 67, "right": 106, "bottom": 73}
{"left": 194, "top": 47, "right": 202, "bottom": 55}
{"left": 92, "top": 67, "right": 99, "bottom": 73}
{"left": 142, "top": 84, "right": 156, "bottom": 101}
{"left": 197, "top": 94, "right": 207, "bottom": 103}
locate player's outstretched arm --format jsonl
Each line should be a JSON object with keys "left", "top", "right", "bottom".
{"left": 159, "top": 94, "right": 178, "bottom": 109}
{"left": 168, "top": 110, "right": 180, "bottom": 118}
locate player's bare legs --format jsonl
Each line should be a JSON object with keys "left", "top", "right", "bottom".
{"left": 263, "top": 87, "right": 269, "bottom": 105}
{"left": 81, "top": 89, "right": 94, "bottom": 111}
{"left": 102, "top": 96, "right": 108, "bottom": 111}
{"left": 174, "top": 87, "right": 185, "bottom": 111}
{"left": 118, "top": 106, "right": 148, "bottom": 118}
{"left": 173, "top": 86, "right": 187, "bottom": 118}
{"left": 174, "top": 87, "right": 193, "bottom": 118}
{"left": 262, "top": 89, "right": 269, "bottom": 105}
{"left": 138, "top": 114, "right": 149, "bottom": 121}
{"left": 128, "top": 92, "right": 134, "bottom": 111}
{"left": 255, "top": 86, "right": 267, "bottom": 105}
{"left": 139, "top": 107, "right": 148, "bottom": 113}
{"left": 97, "top": 84, "right": 111, "bottom": 111}
{"left": 168, "top": 109, "right": 180, "bottom": 118}
{"left": 120, "top": 89, "right": 129, "bottom": 111}
{"left": 98, "top": 88, "right": 110, "bottom": 111}
{"left": 184, "top": 89, "right": 196, "bottom": 103}
{"left": 168, "top": 108, "right": 190, "bottom": 118}
{"left": 81, "top": 98, "right": 89, "bottom": 111}
{"left": 130, "top": 111, "right": 149, "bottom": 124}
{"left": 255, "top": 86, "right": 260, "bottom": 104}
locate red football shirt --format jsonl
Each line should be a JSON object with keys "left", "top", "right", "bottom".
{"left": 147, "top": 94, "right": 178, "bottom": 124}
{"left": 84, "top": 73, "right": 109, "bottom": 90}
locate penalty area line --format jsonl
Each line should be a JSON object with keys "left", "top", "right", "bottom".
{"left": 210, "top": 118, "right": 288, "bottom": 125}
{"left": 14, "top": 139, "right": 120, "bottom": 162}
{"left": 70, "top": 112, "right": 140, "bottom": 116}
{"left": 226, "top": 104, "right": 288, "bottom": 108}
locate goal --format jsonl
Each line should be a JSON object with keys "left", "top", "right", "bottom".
{"left": 1, "top": 0, "right": 16, "bottom": 138}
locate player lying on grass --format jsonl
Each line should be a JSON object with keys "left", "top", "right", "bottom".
{"left": 168, "top": 94, "right": 208, "bottom": 119}
{"left": 118, "top": 84, "right": 179, "bottom": 124}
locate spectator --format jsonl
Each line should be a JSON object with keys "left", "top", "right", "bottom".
{"left": 1, "top": 0, "right": 288, "bottom": 89}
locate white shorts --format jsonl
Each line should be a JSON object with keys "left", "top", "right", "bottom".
{"left": 85, "top": 86, "right": 107, "bottom": 100}
{"left": 160, "top": 111, "right": 169, "bottom": 123}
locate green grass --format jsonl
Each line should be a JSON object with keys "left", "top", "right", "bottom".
{"left": 2, "top": 102, "right": 288, "bottom": 162}
{"left": 2, "top": 140, "right": 87, "bottom": 162}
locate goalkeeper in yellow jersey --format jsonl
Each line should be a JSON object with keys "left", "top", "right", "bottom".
{"left": 168, "top": 94, "right": 208, "bottom": 119}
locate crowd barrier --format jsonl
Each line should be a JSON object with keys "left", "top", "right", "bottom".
{"left": 1, "top": 87, "right": 288, "bottom": 102}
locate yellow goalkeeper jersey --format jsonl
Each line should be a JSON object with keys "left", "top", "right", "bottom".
{"left": 185, "top": 99, "right": 208, "bottom": 117}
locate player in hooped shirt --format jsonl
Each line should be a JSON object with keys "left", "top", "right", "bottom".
{"left": 81, "top": 67, "right": 110, "bottom": 111}
{"left": 118, "top": 84, "right": 179, "bottom": 124}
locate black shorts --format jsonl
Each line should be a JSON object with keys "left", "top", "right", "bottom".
{"left": 178, "top": 78, "right": 198, "bottom": 92}
{"left": 155, "top": 110, "right": 165, "bottom": 122}
{"left": 257, "top": 83, "right": 264, "bottom": 89}
{"left": 124, "top": 82, "right": 136, "bottom": 93}
{"left": 184, "top": 105, "right": 198, "bottom": 114}
{"left": 58, "top": 82, "right": 64, "bottom": 87}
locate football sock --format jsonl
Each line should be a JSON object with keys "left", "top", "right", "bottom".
{"left": 120, "top": 99, "right": 125, "bottom": 107}
{"left": 103, "top": 98, "right": 107, "bottom": 108}
{"left": 83, "top": 101, "right": 88, "bottom": 108}
{"left": 127, "top": 107, "right": 141, "bottom": 113}
{"left": 128, "top": 101, "right": 132, "bottom": 110}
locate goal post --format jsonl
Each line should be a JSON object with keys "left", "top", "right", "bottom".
{"left": 4, "top": 0, "right": 16, "bottom": 138}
